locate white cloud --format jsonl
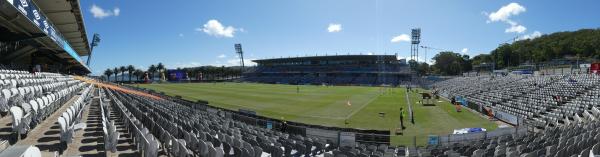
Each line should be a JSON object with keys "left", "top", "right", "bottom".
{"left": 327, "top": 23, "right": 342, "bottom": 33}
{"left": 505, "top": 24, "right": 526, "bottom": 33}
{"left": 217, "top": 54, "right": 227, "bottom": 58}
{"left": 224, "top": 58, "right": 256, "bottom": 66}
{"left": 367, "top": 52, "right": 373, "bottom": 55}
{"left": 138, "top": 66, "right": 147, "bottom": 71}
{"left": 178, "top": 33, "right": 184, "bottom": 37}
{"left": 486, "top": 3, "right": 527, "bottom": 34}
{"left": 488, "top": 3, "right": 526, "bottom": 23}
{"left": 197, "top": 19, "right": 237, "bottom": 38}
{"left": 390, "top": 34, "right": 410, "bottom": 43}
{"left": 171, "top": 62, "right": 202, "bottom": 68}
{"left": 461, "top": 48, "right": 469, "bottom": 54}
{"left": 396, "top": 56, "right": 407, "bottom": 60}
{"left": 90, "top": 4, "right": 120, "bottom": 19}
{"left": 519, "top": 31, "right": 542, "bottom": 40}
{"left": 113, "top": 8, "right": 120, "bottom": 16}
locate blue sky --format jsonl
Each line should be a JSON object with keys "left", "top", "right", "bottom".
{"left": 80, "top": 0, "right": 600, "bottom": 75}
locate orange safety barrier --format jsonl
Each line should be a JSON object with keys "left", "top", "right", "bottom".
{"left": 74, "top": 76, "right": 163, "bottom": 100}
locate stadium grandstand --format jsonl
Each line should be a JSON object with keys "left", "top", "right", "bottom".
{"left": 245, "top": 55, "right": 411, "bottom": 86}
{"left": 0, "top": 0, "right": 91, "bottom": 74}
{"left": 0, "top": 0, "right": 98, "bottom": 156}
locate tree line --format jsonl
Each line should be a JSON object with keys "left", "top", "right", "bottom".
{"left": 415, "top": 28, "right": 600, "bottom": 76}
{"left": 102, "top": 62, "right": 244, "bottom": 82}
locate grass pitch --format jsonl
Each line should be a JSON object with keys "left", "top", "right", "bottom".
{"left": 137, "top": 82, "right": 497, "bottom": 146}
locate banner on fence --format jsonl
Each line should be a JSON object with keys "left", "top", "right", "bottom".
{"left": 493, "top": 109, "right": 519, "bottom": 125}
{"left": 339, "top": 132, "right": 356, "bottom": 147}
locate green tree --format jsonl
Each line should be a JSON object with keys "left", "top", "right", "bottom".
{"left": 148, "top": 64, "right": 156, "bottom": 81}
{"left": 113, "top": 67, "right": 119, "bottom": 82}
{"left": 157, "top": 63, "right": 165, "bottom": 81}
{"left": 485, "top": 28, "right": 600, "bottom": 68}
{"left": 416, "top": 62, "right": 430, "bottom": 76}
{"left": 127, "top": 65, "right": 135, "bottom": 82}
{"left": 133, "top": 69, "right": 144, "bottom": 81}
{"left": 119, "top": 66, "right": 126, "bottom": 82}
{"left": 104, "top": 69, "right": 113, "bottom": 81}
{"left": 432, "top": 51, "right": 468, "bottom": 75}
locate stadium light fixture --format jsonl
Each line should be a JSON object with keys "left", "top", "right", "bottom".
{"left": 235, "top": 43, "right": 245, "bottom": 72}
{"left": 87, "top": 33, "right": 100, "bottom": 66}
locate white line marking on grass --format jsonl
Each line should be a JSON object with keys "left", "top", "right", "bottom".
{"left": 344, "top": 92, "right": 381, "bottom": 119}
{"left": 405, "top": 91, "right": 413, "bottom": 120}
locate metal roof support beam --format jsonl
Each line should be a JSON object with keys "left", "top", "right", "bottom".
{"left": 53, "top": 22, "right": 78, "bottom": 27}
{"left": 62, "top": 30, "right": 81, "bottom": 34}
{"left": 11, "top": 48, "right": 37, "bottom": 61}
{"left": 42, "top": 9, "right": 74, "bottom": 15}
{"left": 1, "top": 45, "right": 35, "bottom": 62}
{"left": 0, "top": 33, "right": 47, "bottom": 42}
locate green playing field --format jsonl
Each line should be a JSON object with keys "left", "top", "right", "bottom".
{"left": 137, "top": 82, "right": 497, "bottom": 146}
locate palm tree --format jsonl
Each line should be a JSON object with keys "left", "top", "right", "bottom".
{"left": 157, "top": 62, "right": 165, "bottom": 81}
{"left": 148, "top": 64, "right": 156, "bottom": 81}
{"left": 119, "top": 66, "right": 126, "bottom": 82}
{"left": 127, "top": 65, "right": 135, "bottom": 82}
{"left": 133, "top": 69, "right": 144, "bottom": 81}
{"left": 104, "top": 69, "right": 113, "bottom": 81}
{"left": 113, "top": 67, "right": 119, "bottom": 82}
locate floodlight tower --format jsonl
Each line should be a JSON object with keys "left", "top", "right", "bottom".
{"left": 87, "top": 33, "right": 100, "bottom": 66}
{"left": 235, "top": 43, "right": 245, "bottom": 72}
{"left": 410, "top": 28, "right": 421, "bottom": 63}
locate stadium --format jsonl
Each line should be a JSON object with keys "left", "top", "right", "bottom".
{"left": 1, "top": 0, "right": 600, "bottom": 157}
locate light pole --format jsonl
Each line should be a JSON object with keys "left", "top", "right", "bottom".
{"left": 87, "top": 33, "right": 100, "bottom": 66}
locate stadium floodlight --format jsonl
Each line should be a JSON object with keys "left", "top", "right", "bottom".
{"left": 235, "top": 43, "right": 245, "bottom": 72}
{"left": 87, "top": 33, "right": 101, "bottom": 66}
{"left": 410, "top": 28, "right": 421, "bottom": 63}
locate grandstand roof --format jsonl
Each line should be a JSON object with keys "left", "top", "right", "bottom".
{"left": 0, "top": 0, "right": 91, "bottom": 73}
{"left": 34, "top": 0, "right": 91, "bottom": 56}
{"left": 253, "top": 54, "right": 399, "bottom": 63}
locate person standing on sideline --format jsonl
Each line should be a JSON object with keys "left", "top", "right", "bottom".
{"left": 400, "top": 107, "right": 405, "bottom": 129}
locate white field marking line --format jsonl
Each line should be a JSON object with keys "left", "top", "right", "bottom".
{"left": 344, "top": 91, "right": 381, "bottom": 119}
{"left": 405, "top": 91, "right": 413, "bottom": 119}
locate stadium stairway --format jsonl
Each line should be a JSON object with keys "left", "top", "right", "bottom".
{"left": 105, "top": 94, "right": 138, "bottom": 156}
{"left": 62, "top": 87, "right": 138, "bottom": 156}
{"left": 63, "top": 89, "right": 106, "bottom": 156}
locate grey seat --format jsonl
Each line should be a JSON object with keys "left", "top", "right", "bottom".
{"left": 271, "top": 146, "right": 283, "bottom": 157}
{"left": 506, "top": 151, "right": 518, "bottom": 157}
{"left": 215, "top": 146, "right": 225, "bottom": 157}
{"left": 471, "top": 149, "right": 484, "bottom": 157}
{"left": 580, "top": 147, "right": 591, "bottom": 157}
{"left": 208, "top": 143, "right": 217, "bottom": 157}
{"left": 198, "top": 140, "right": 209, "bottom": 156}
{"left": 253, "top": 146, "right": 262, "bottom": 157}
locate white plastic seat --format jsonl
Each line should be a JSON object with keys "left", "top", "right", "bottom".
{"left": 29, "top": 100, "right": 38, "bottom": 113}
{"left": 10, "top": 106, "right": 23, "bottom": 130}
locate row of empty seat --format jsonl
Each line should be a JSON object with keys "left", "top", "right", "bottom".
{"left": 57, "top": 84, "right": 93, "bottom": 153}
{"left": 432, "top": 74, "right": 600, "bottom": 127}
{"left": 0, "top": 67, "right": 92, "bottom": 156}
{"left": 427, "top": 73, "right": 600, "bottom": 156}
